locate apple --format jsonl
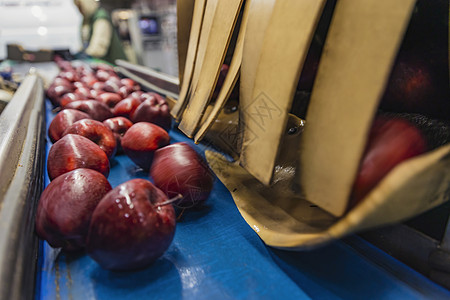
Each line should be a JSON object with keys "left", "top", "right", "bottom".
{"left": 74, "top": 86, "right": 93, "bottom": 99}
{"left": 47, "top": 134, "right": 110, "bottom": 180}
{"left": 380, "top": 56, "right": 449, "bottom": 120}
{"left": 103, "top": 78, "right": 122, "bottom": 93}
{"left": 131, "top": 95, "right": 172, "bottom": 131}
{"left": 82, "top": 75, "right": 97, "bottom": 86}
{"left": 212, "top": 64, "right": 229, "bottom": 100}
{"left": 58, "top": 92, "right": 85, "bottom": 107}
{"left": 128, "top": 91, "right": 144, "bottom": 100}
{"left": 97, "top": 92, "right": 123, "bottom": 108}
{"left": 62, "top": 119, "right": 117, "bottom": 158}
{"left": 35, "top": 168, "right": 112, "bottom": 251}
{"left": 46, "top": 82, "right": 74, "bottom": 106}
{"left": 73, "top": 81, "right": 87, "bottom": 89}
{"left": 64, "top": 100, "right": 113, "bottom": 121}
{"left": 118, "top": 85, "right": 134, "bottom": 99}
{"left": 103, "top": 117, "right": 133, "bottom": 154}
{"left": 75, "top": 65, "right": 90, "bottom": 76}
{"left": 112, "top": 97, "right": 142, "bottom": 119}
{"left": 92, "top": 81, "right": 106, "bottom": 92}
{"left": 349, "top": 115, "right": 427, "bottom": 207}
{"left": 150, "top": 142, "right": 215, "bottom": 208}
{"left": 86, "top": 179, "right": 176, "bottom": 271}
{"left": 58, "top": 71, "right": 79, "bottom": 83}
{"left": 92, "top": 63, "right": 115, "bottom": 73}
{"left": 89, "top": 89, "right": 104, "bottom": 99}
{"left": 121, "top": 78, "right": 140, "bottom": 91}
{"left": 55, "top": 59, "right": 74, "bottom": 72}
{"left": 378, "top": 0, "right": 449, "bottom": 120}
{"left": 95, "top": 70, "right": 112, "bottom": 82}
{"left": 48, "top": 109, "right": 91, "bottom": 143}
{"left": 121, "top": 122, "right": 170, "bottom": 170}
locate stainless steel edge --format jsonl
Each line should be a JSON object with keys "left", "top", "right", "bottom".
{"left": 115, "top": 59, "right": 180, "bottom": 99}
{"left": 0, "top": 74, "right": 46, "bottom": 300}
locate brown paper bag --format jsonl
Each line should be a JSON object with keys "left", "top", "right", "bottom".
{"left": 170, "top": 0, "right": 449, "bottom": 250}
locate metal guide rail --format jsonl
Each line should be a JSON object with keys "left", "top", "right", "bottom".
{"left": 0, "top": 72, "right": 46, "bottom": 300}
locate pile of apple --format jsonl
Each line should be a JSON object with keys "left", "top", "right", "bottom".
{"left": 37, "top": 59, "right": 215, "bottom": 271}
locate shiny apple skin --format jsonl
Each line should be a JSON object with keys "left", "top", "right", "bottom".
{"left": 131, "top": 95, "right": 172, "bottom": 131}
{"left": 120, "top": 78, "right": 140, "bottom": 91}
{"left": 128, "top": 91, "right": 144, "bottom": 100}
{"left": 74, "top": 86, "right": 93, "bottom": 99}
{"left": 48, "top": 109, "right": 91, "bottom": 143}
{"left": 47, "top": 134, "right": 110, "bottom": 180}
{"left": 80, "top": 75, "right": 98, "bottom": 87}
{"left": 59, "top": 92, "right": 86, "bottom": 107}
{"left": 97, "top": 92, "right": 123, "bottom": 108}
{"left": 64, "top": 100, "right": 113, "bottom": 121}
{"left": 103, "top": 79, "right": 122, "bottom": 93}
{"left": 121, "top": 122, "right": 170, "bottom": 170}
{"left": 58, "top": 71, "right": 79, "bottom": 83}
{"left": 112, "top": 97, "right": 143, "bottom": 119}
{"left": 86, "top": 179, "right": 176, "bottom": 271}
{"left": 62, "top": 119, "right": 117, "bottom": 158}
{"left": 36, "top": 169, "right": 112, "bottom": 251}
{"left": 96, "top": 70, "right": 113, "bottom": 82}
{"left": 46, "top": 82, "right": 74, "bottom": 106}
{"left": 118, "top": 85, "right": 134, "bottom": 99}
{"left": 350, "top": 116, "right": 427, "bottom": 207}
{"left": 150, "top": 142, "right": 215, "bottom": 208}
{"left": 103, "top": 117, "right": 133, "bottom": 154}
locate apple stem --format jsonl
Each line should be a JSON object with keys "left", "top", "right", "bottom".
{"left": 52, "top": 107, "right": 62, "bottom": 114}
{"left": 176, "top": 208, "right": 186, "bottom": 221}
{"left": 157, "top": 194, "right": 183, "bottom": 207}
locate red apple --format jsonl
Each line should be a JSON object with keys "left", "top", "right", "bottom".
{"left": 86, "top": 179, "right": 176, "bottom": 271}
{"left": 59, "top": 92, "right": 85, "bottom": 107}
{"left": 75, "top": 65, "right": 91, "bottom": 76}
{"left": 80, "top": 75, "right": 98, "bottom": 86}
{"left": 103, "top": 117, "right": 133, "bottom": 154}
{"left": 92, "top": 63, "right": 115, "bottom": 73}
{"left": 112, "top": 97, "right": 142, "bottom": 119}
{"left": 92, "top": 81, "right": 106, "bottom": 92}
{"left": 36, "top": 168, "right": 112, "bottom": 251}
{"left": 212, "top": 64, "right": 229, "bottom": 100}
{"left": 62, "top": 119, "right": 117, "bottom": 158}
{"left": 56, "top": 60, "right": 74, "bottom": 72}
{"left": 131, "top": 95, "right": 172, "bottom": 131}
{"left": 47, "top": 134, "right": 110, "bottom": 180}
{"left": 97, "top": 92, "right": 123, "bottom": 108}
{"left": 46, "top": 82, "right": 74, "bottom": 106}
{"left": 380, "top": 57, "right": 449, "bottom": 120}
{"left": 120, "top": 78, "right": 140, "bottom": 91}
{"left": 103, "top": 79, "right": 122, "bottom": 93}
{"left": 95, "top": 70, "right": 112, "bottom": 82}
{"left": 74, "top": 86, "right": 93, "bottom": 99}
{"left": 150, "top": 142, "right": 215, "bottom": 208}
{"left": 350, "top": 115, "right": 427, "bottom": 207}
{"left": 121, "top": 122, "right": 170, "bottom": 170}
{"left": 48, "top": 109, "right": 91, "bottom": 143}
{"left": 128, "top": 91, "right": 144, "bottom": 100}
{"left": 52, "top": 77, "right": 73, "bottom": 87}
{"left": 118, "top": 85, "right": 134, "bottom": 99}
{"left": 73, "top": 81, "right": 87, "bottom": 89}
{"left": 89, "top": 89, "right": 105, "bottom": 99}
{"left": 139, "top": 92, "right": 160, "bottom": 102}
{"left": 58, "top": 71, "right": 79, "bottom": 83}
{"left": 64, "top": 100, "right": 113, "bottom": 121}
